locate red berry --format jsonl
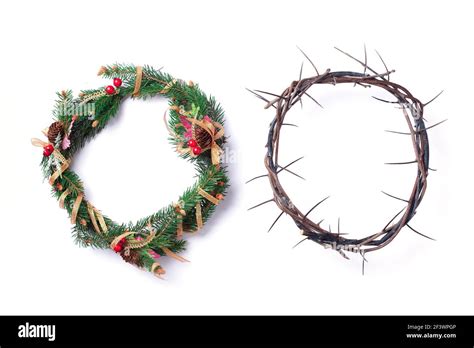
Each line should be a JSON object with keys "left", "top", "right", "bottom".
{"left": 118, "top": 238, "right": 126, "bottom": 245}
{"left": 188, "top": 139, "right": 197, "bottom": 148}
{"left": 192, "top": 146, "right": 202, "bottom": 155}
{"left": 105, "top": 85, "right": 116, "bottom": 95}
{"left": 43, "top": 144, "right": 54, "bottom": 156}
{"left": 113, "top": 244, "right": 123, "bottom": 253}
{"left": 113, "top": 78, "right": 122, "bottom": 88}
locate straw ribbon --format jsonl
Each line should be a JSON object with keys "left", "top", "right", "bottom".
{"left": 86, "top": 202, "right": 108, "bottom": 234}
{"left": 174, "top": 202, "right": 186, "bottom": 240}
{"left": 195, "top": 203, "right": 203, "bottom": 230}
{"left": 31, "top": 137, "right": 49, "bottom": 148}
{"left": 49, "top": 160, "right": 70, "bottom": 185}
{"left": 198, "top": 187, "right": 220, "bottom": 205}
{"left": 132, "top": 66, "right": 143, "bottom": 97}
{"left": 87, "top": 202, "right": 101, "bottom": 234}
{"left": 160, "top": 79, "right": 176, "bottom": 94}
{"left": 110, "top": 231, "right": 136, "bottom": 249}
{"left": 96, "top": 210, "right": 108, "bottom": 233}
{"left": 59, "top": 187, "right": 72, "bottom": 209}
{"left": 162, "top": 247, "right": 189, "bottom": 262}
{"left": 71, "top": 193, "right": 84, "bottom": 225}
{"left": 110, "top": 225, "right": 156, "bottom": 250}
{"left": 176, "top": 217, "right": 183, "bottom": 240}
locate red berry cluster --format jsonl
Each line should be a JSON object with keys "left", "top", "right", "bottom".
{"left": 105, "top": 78, "right": 122, "bottom": 95}
{"left": 188, "top": 139, "right": 202, "bottom": 155}
{"left": 43, "top": 144, "right": 54, "bottom": 157}
{"left": 113, "top": 237, "right": 126, "bottom": 253}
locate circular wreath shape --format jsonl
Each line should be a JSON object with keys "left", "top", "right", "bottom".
{"left": 32, "top": 64, "right": 228, "bottom": 277}
{"left": 250, "top": 49, "right": 437, "bottom": 265}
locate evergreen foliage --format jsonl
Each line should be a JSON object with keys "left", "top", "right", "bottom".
{"left": 37, "top": 64, "right": 229, "bottom": 275}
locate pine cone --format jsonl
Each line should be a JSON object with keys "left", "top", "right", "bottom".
{"left": 47, "top": 121, "right": 65, "bottom": 143}
{"left": 195, "top": 125, "right": 212, "bottom": 149}
{"left": 120, "top": 249, "right": 143, "bottom": 267}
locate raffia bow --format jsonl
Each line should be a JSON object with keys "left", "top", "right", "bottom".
{"left": 166, "top": 104, "right": 225, "bottom": 166}
{"left": 110, "top": 223, "right": 156, "bottom": 250}
{"left": 31, "top": 137, "right": 70, "bottom": 185}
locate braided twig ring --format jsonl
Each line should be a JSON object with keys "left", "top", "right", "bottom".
{"left": 249, "top": 48, "right": 443, "bottom": 265}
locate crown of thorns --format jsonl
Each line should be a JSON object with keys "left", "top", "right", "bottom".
{"left": 248, "top": 47, "right": 445, "bottom": 271}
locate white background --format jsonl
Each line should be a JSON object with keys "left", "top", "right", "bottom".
{"left": 0, "top": 0, "right": 471, "bottom": 315}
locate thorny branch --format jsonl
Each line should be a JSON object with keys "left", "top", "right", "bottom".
{"left": 248, "top": 47, "right": 443, "bottom": 265}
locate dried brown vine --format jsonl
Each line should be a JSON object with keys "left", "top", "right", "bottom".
{"left": 248, "top": 47, "right": 444, "bottom": 269}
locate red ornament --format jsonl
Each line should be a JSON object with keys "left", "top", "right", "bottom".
{"left": 105, "top": 85, "right": 116, "bottom": 95}
{"left": 113, "top": 78, "right": 122, "bottom": 88}
{"left": 192, "top": 146, "right": 202, "bottom": 155}
{"left": 188, "top": 139, "right": 197, "bottom": 148}
{"left": 113, "top": 244, "right": 123, "bottom": 253}
{"left": 118, "top": 238, "right": 126, "bottom": 245}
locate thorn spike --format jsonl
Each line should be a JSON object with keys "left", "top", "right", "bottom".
{"left": 245, "top": 174, "right": 268, "bottom": 184}
{"left": 406, "top": 224, "right": 436, "bottom": 241}
{"left": 423, "top": 90, "right": 444, "bottom": 107}
{"left": 304, "top": 196, "right": 330, "bottom": 219}
{"left": 296, "top": 46, "right": 319, "bottom": 75}
{"left": 375, "top": 49, "right": 390, "bottom": 81}
{"left": 268, "top": 211, "right": 284, "bottom": 233}
{"left": 248, "top": 198, "right": 274, "bottom": 211}
{"left": 292, "top": 237, "right": 308, "bottom": 249}
{"left": 277, "top": 166, "right": 305, "bottom": 180}
{"left": 384, "top": 160, "right": 417, "bottom": 165}
{"left": 381, "top": 191, "right": 409, "bottom": 203}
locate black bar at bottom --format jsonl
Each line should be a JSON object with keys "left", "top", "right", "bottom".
{"left": 0, "top": 315, "right": 472, "bottom": 346}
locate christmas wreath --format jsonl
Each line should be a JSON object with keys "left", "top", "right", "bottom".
{"left": 32, "top": 64, "right": 228, "bottom": 277}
